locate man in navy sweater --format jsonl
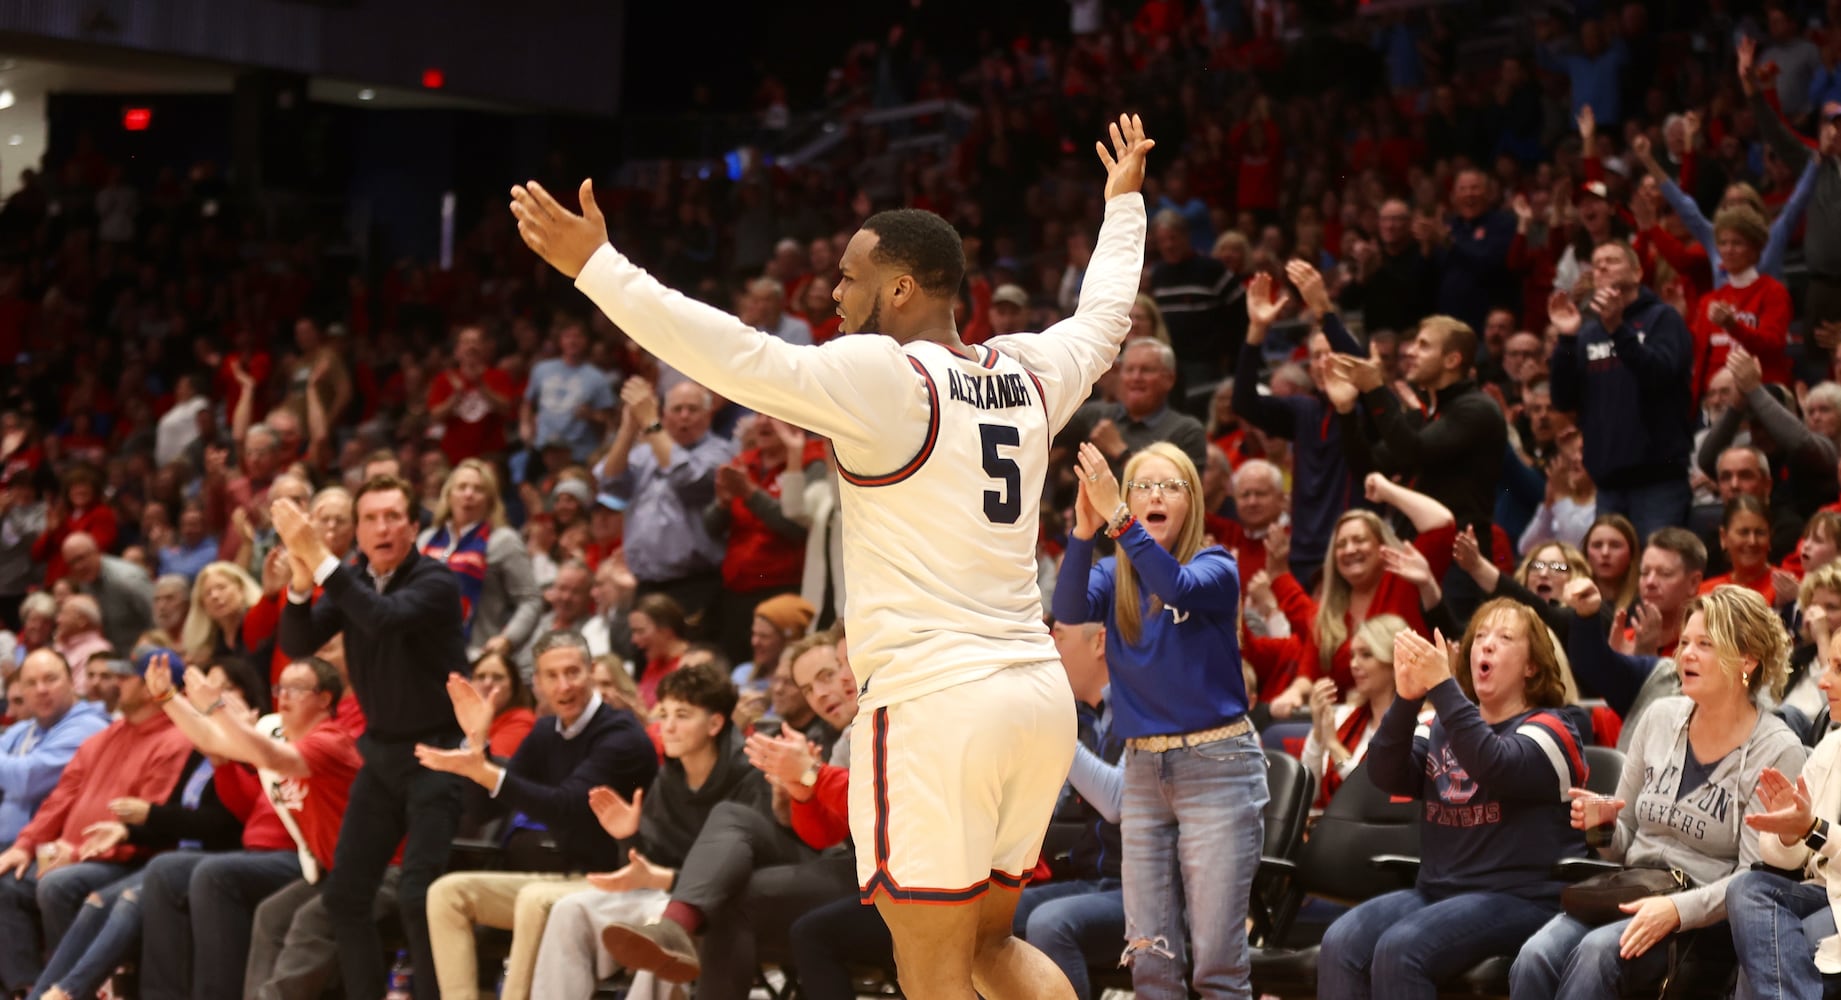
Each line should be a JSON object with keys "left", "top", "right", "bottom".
{"left": 275, "top": 476, "right": 467, "bottom": 1000}
{"left": 1548, "top": 242, "right": 1694, "bottom": 540}
{"left": 419, "top": 629, "right": 658, "bottom": 1000}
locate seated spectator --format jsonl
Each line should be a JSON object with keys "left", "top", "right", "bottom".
{"left": 34, "top": 653, "right": 271, "bottom": 1000}
{"left": 0, "top": 645, "right": 193, "bottom": 996}
{"left": 518, "top": 559, "right": 609, "bottom": 674}
{"left": 33, "top": 466, "right": 117, "bottom": 587}
{"left": 1059, "top": 339, "right": 1208, "bottom": 471}
{"left": 707, "top": 417, "right": 822, "bottom": 664}
{"left": 146, "top": 575, "right": 190, "bottom": 650}
{"left": 52, "top": 597, "right": 110, "bottom": 697}
{"left": 629, "top": 594, "right": 690, "bottom": 709}
{"left": 419, "top": 458, "right": 545, "bottom": 661}
{"left": 469, "top": 652, "right": 537, "bottom": 757}
{"left": 157, "top": 504, "right": 218, "bottom": 582}
{"left": 1700, "top": 496, "right": 1780, "bottom": 603}
{"left": 0, "top": 651, "right": 110, "bottom": 845}
{"left": 1320, "top": 600, "right": 1588, "bottom": 997}
{"left": 1128, "top": 293, "right": 1173, "bottom": 346}
{"left": 1300, "top": 615, "right": 1405, "bottom": 812}
{"left": 420, "top": 630, "right": 658, "bottom": 1000}
{"left": 1513, "top": 587, "right": 1807, "bottom": 998}
{"left": 1581, "top": 514, "right": 1642, "bottom": 616}
{"left": 758, "top": 648, "right": 836, "bottom": 756}
{"left": 181, "top": 561, "right": 263, "bottom": 664}
{"left": 9, "top": 593, "right": 56, "bottom": 673}
{"left": 527, "top": 662, "right": 769, "bottom": 999}
{"left": 1280, "top": 473, "right": 1457, "bottom": 713}
{"left": 1210, "top": 458, "right": 1287, "bottom": 596}
{"left": 732, "top": 593, "right": 814, "bottom": 694}
{"left": 1519, "top": 428, "right": 1596, "bottom": 553}
{"left": 0, "top": 469, "right": 48, "bottom": 628}
{"left": 1697, "top": 445, "right": 1804, "bottom": 568}
{"left": 81, "top": 653, "right": 125, "bottom": 716}
{"left": 591, "top": 654, "right": 649, "bottom": 722}
{"left": 59, "top": 533, "right": 153, "bottom": 655}
{"left": 1779, "top": 563, "right": 1841, "bottom": 732}
{"left": 1726, "top": 629, "right": 1841, "bottom": 997}
{"left": 1793, "top": 511, "right": 1841, "bottom": 580}
{"left": 149, "top": 652, "right": 360, "bottom": 1000}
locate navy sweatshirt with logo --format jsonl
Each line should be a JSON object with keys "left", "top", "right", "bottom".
{"left": 1548, "top": 287, "right": 1694, "bottom": 490}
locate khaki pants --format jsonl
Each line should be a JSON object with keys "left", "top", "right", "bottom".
{"left": 425, "top": 871, "right": 590, "bottom": 1000}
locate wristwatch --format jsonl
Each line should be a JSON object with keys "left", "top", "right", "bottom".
{"left": 643, "top": 421, "right": 664, "bottom": 435}
{"left": 1807, "top": 817, "right": 1830, "bottom": 852}
{"left": 799, "top": 763, "right": 821, "bottom": 788}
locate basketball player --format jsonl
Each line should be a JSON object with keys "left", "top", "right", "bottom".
{"left": 509, "top": 114, "right": 1152, "bottom": 1000}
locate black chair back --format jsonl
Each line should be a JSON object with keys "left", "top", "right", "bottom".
{"left": 1262, "top": 748, "right": 1315, "bottom": 860}
{"left": 1582, "top": 745, "right": 1626, "bottom": 797}
{"left": 1296, "top": 761, "right": 1420, "bottom": 905}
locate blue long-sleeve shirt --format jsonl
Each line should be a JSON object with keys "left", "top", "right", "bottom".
{"left": 1538, "top": 39, "right": 1631, "bottom": 124}
{"left": 1367, "top": 679, "right": 1588, "bottom": 901}
{"left": 1051, "top": 522, "right": 1245, "bottom": 739}
{"left": 1656, "top": 157, "right": 1820, "bottom": 286}
{"left": 0, "top": 701, "right": 111, "bottom": 844}
{"left": 603, "top": 432, "right": 735, "bottom": 583}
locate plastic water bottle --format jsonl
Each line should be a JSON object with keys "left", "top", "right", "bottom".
{"left": 384, "top": 949, "right": 413, "bottom": 1000}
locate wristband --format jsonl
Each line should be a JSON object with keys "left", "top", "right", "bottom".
{"left": 204, "top": 698, "right": 227, "bottom": 717}
{"left": 153, "top": 689, "right": 175, "bottom": 706}
{"left": 643, "top": 421, "right": 664, "bottom": 435}
{"left": 1106, "top": 514, "right": 1137, "bottom": 540}
{"left": 1807, "top": 817, "right": 1830, "bottom": 852}
{"left": 1105, "top": 502, "right": 1132, "bottom": 536}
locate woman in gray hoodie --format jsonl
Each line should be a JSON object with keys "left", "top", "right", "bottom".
{"left": 1510, "top": 585, "right": 1808, "bottom": 998}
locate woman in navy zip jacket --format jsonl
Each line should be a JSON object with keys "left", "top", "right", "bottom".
{"left": 1053, "top": 440, "right": 1265, "bottom": 1000}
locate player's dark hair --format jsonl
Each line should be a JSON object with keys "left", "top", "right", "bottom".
{"left": 862, "top": 209, "right": 965, "bottom": 298}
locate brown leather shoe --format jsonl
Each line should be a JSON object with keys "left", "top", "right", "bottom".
{"left": 602, "top": 919, "right": 701, "bottom": 983}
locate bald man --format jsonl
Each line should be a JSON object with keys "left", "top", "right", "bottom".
{"left": 58, "top": 533, "right": 152, "bottom": 654}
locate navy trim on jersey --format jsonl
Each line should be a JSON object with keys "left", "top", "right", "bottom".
{"left": 835, "top": 356, "right": 940, "bottom": 488}
{"left": 1022, "top": 368, "right": 1050, "bottom": 437}
{"left": 978, "top": 345, "right": 1001, "bottom": 369}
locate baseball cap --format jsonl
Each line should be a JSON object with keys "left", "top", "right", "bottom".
{"left": 1578, "top": 180, "right": 1609, "bottom": 201}
{"left": 594, "top": 492, "right": 627, "bottom": 513}
{"left": 552, "top": 479, "right": 592, "bottom": 506}
{"left": 992, "top": 284, "right": 1029, "bottom": 308}
{"left": 129, "top": 646, "right": 186, "bottom": 689}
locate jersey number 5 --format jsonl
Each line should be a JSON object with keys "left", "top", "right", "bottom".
{"left": 980, "top": 423, "right": 1021, "bottom": 524}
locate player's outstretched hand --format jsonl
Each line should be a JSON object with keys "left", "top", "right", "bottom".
{"left": 1097, "top": 114, "right": 1154, "bottom": 201}
{"left": 510, "top": 179, "right": 610, "bottom": 279}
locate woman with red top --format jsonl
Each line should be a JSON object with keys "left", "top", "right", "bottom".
{"left": 795, "top": 280, "right": 842, "bottom": 345}
{"left": 1688, "top": 207, "right": 1792, "bottom": 397}
{"left": 1304, "top": 473, "right": 1457, "bottom": 700}
{"left": 467, "top": 652, "right": 536, "bottom": 758}
{"left": 1300, "top": 614, "right": 1405, "bottom": 813}
{"left": 181, "top": 561, "right": 263, "bottom": 665}
{"left": 1700, "top": 496, "right": 1779, "bottom": 603}
{"left": 628, "top": 593, "right": 689, "bottom": 710}
{"left": 706, "top": 416, "right": 826, "bottom": 665}
{"left": 32, "top": 465, "right": 118, "bottom": 586}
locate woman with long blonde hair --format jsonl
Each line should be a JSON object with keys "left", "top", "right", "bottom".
{"left": 181, "top": 560, "right": 262, "bottom": 662}
{"left": 418, "top": 458, "right": 544, "bottom": 660}
{"left": 1053, "top": 440, "right": 1263, "bottom": 997}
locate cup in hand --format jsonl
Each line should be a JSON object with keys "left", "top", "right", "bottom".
{"left": 1580, "top": 794, "right": 1618, "bottom": 848}
{"left": 34, "top": 842, "right": 59, "bottom": 868}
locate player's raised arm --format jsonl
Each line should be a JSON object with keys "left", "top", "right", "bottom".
{"left": 510, "top": 179, "right": 915, "bottom": 450}
{"left": 987, "top": 114, "right": 1151, "bottom": 432}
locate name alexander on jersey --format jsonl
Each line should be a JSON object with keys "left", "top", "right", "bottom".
{"left": 945, "top": 368, "right": 1034, "bottom": 411}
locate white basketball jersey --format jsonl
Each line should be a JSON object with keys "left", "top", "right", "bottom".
{"left": 572, "top": 192, "right": 1148, "bottom": 712}
{"left": 832, "top": 342, "right": 1058, "bottom": 709}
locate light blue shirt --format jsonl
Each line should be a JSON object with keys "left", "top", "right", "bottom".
{"left": 525, "top": 359, "right": 615, "bottom": 461}
{"left": 159, "top": 538, "right": 219, "bottom": 582}
{"left": 0, "top": 701, "right": 111, "bottom": 844}
{"left": 603, "top": 432, "right": 735, "bottom": 583}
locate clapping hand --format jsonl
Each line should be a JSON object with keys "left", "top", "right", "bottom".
{"left": 586, "top": 849, "right": 672, "bottom": 894}
{"left": 1075, "top": 443, "right": 1123, "bottom": 518}
{"left": 1246, "top": 272, "right": 1290, "bottom": 328}
{"left": 1284, "top": 260, "right": 1334, "bottom": 318}
{"left": 78, "top": 821, "right": 129, "bottom": 860}
{"left": 588, "top": 785, "right": 646, "bottom": 840}
{"left": 1548, "top": 290, "right": 1584, "bottom": 336}
{"left": 1393, "top": 628, "right": 1454, "bottom": 700}
{"left": 1747, "top": 767, "right": 1817, "bottom": 846}
{"left": 446, "top": 672, "right": 493, "bottom": 740}
{"left": 1725, "top": 345, "right": 1764, "bottom": 394}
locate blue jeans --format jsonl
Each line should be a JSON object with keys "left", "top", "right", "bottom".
{"left": 1727, "top": 869, "right": 1835, "bottom": 1000}
{"left": 1122, "top": 730, "right": 1268, "bottom": 1000}
{"left": 1597, "top": 477, "right": 1693, "bottom": 545}
{"left": 1014, "top": 878, "right": 1125, "bottom": 1000}
{"left": 30, "top": 870, "right": 147, "bottom": 1000}
{"left": 1317, "top": 888, "right": 1558, "bottom": 1000}
{"left": 0, "top": 861, "right": 133, "bottom": 991}
{"left": 1510, "top": 911, "right": 1673, "bottom": 999}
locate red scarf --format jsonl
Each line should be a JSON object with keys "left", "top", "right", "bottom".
{"left": 1316, "top": 703, "right": 1374, "bottom": 809}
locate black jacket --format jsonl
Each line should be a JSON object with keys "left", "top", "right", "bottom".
{"left": 280, "top": 547, "right": 465, "bottom": 742}
{"left": 1358, "top": 378, "right": 1507, "bottom": 537}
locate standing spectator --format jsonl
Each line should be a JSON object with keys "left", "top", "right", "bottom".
{"left": 597, "top": 379, "right": 734, "bottom": 629}
{"left": 0, "top": 468, "right": 46, "bottom": 626}
{"left": 1149, "top": 209, "right": 1244, "bottom": 387}
{"left": 1685, "top": 208, "right": 1793, "bottom": 395}
{"left": 418, "top": 459, "right": 544, "bottom": 660}
{"left": 521, "top": 319, "right": 615, "bottom": 464}
{"left": 59, "top": 533, "right": 153, "bottom": 655}
{"left": 1059, "top": 339, "right": 1208, "bottom": 472}
{"left": 274, "top": 476, "right": 467, "bottom": 1000}
{"left": 1319, "top": 603, "right": 1588, "bottom": 998}
{"left": 1339, "top": 199, "right": 1437, "bottom": 338}
{"left": 33, "top": 466, "right": 116, "bottom": 587}
{"left": 1761, "top": 4, "right": 1825, "bottom": 121}
{"left": 629, "top": 594, "right": 691, "bottom": 710}
{"left": 1519, "top": 429, "right": 1597, "bottom": 554}
{"left": 1548, "top": 242, "right": 1695, "bottom": 539}
{"left": 1234, "top": 273, "right": 1365, "bottom": 576}
{"left": 1538, "top": 21, "right": 1631, "bottom": 125}
{"left": 158, "top": 504, "right": 219, "bottom": 583}
{"left": 428, "top": 326, "right": 518, "bottom": 466}
{"left": 1745, "top": 46, "right": 1841, "bottom": 338}
{"left": 1433, "top": 170, "right": 1517, "bottom": 333}
{"left": 707, "top": 417, "right": 822, "bottom": 664}
{"left": 0, "top": 650, "right": 110, "bottom": 845}
{"left": 155, "top": 375, "right": 209, "bottom": 471}
{"left": 1053, "top": 443, "right": 1264, "bottom": 997}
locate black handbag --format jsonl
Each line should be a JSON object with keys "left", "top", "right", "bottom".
{"left": 1560, "top": 867, "right": 1691, "bottom": 926}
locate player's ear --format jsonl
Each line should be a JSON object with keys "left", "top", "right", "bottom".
{"left": 888, "top": 273, "right": 916, "bottom": 309}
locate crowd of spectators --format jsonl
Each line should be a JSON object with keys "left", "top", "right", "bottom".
{"left": 0, "top": 0, "right": 1837, "bottom": 996}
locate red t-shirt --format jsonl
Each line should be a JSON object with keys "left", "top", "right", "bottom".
{"left": 1699, "top": 569, "right": 1776, "bottom": 606}
{"left": 275, "top": 720, "right": 363, "bottom": 871}
{"left": 427, "top": 367, "right": 516, "bottom": 464}
{"left": 1688, "top": 274, "right": 1792, "bottom": 398}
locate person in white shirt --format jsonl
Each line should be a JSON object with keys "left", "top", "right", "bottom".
{"left": 155, "top": 376, "right": 211, "bottom": 471}
{"left": 508, "top": 113, "right": 1153, "bottom": 1000}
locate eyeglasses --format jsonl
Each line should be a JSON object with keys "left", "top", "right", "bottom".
{"left": 1125, "top": 479, "right": 1191, "bottom": 497}
{"left": 275, "top": 684, "right": 320, "bottom": 698}
{"left": 1530, "top": 561, "right": 1571, "bottom": 574}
